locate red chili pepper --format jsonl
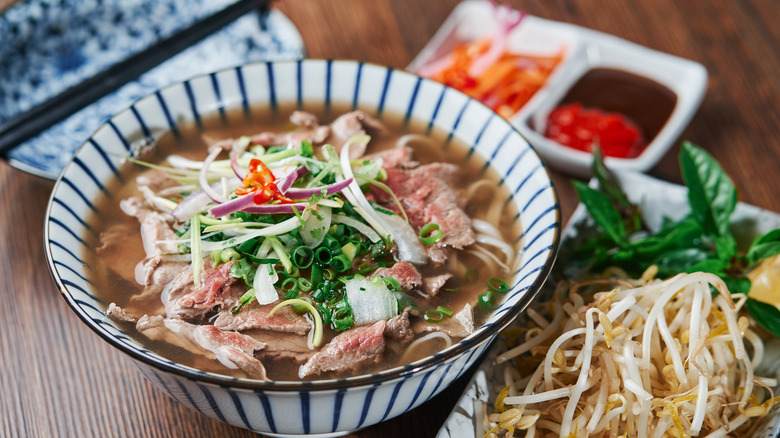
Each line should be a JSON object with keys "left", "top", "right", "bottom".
{"left": 236, "top": 158, "right": 275, "bottom": 197}
{"left": 272, "top": 192, "right": 295, "bottom": 204}
{"left": 544, "top": 103, "right": 647, "bottom": 158}
{"left": 253, "top": 182, "right": 278, "bottom": 204}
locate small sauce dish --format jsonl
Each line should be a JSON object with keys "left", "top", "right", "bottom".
{"left": 409, "top": 0, "right": 708, "bottom": 177}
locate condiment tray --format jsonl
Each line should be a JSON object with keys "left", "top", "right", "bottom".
{"left": 436, "top": 170, "right": 780, "bottom": 437}
{"left": 408, "top": 0, "right": 708, "bottom": 177}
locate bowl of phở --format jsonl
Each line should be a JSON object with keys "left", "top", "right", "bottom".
{"left": 44, "top": 59, "right": 561, "bottom": 436}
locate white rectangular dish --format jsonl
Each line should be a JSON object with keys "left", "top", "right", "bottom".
{"left": 436, "top": 170, "right": 780, "bottom": 438}
{"left": 408, "top": 0, "right": 708, "bottom": 177}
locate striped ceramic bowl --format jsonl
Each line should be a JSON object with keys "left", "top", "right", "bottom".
{"left": 44, "top": 59, "right": 560, "bottom": 436}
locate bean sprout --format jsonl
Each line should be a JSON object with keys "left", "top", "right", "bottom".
{"left": 481, "top": 271, "right": 780, "bottom": 437}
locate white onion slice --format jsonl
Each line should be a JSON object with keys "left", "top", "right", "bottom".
{"left": 345, "top": 277, "right": 398, "bottom": 326}
{"left": 301, "top": 206, "right": 332, "bottom": 248}
{"left": 253, "top": 264, "right": 279, "bottom": 305}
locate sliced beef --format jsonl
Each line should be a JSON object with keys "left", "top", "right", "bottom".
{"left": 330, "top": 110, "right": 386, "bottom": 141}
{"left": 370, "top": 261, "right": 422, "bottom": 291}
{"left": 162, "top": 261, "right": 244, "bottom": 321}
{"left": 290, "top": 110, "right": 319, "bottom": 128}
{"left": 421, "top": 273, "right": 453, "bottom": 298}
{"left": 106, "top": 303, "right": 137, "bottom": 323}
{"left": 364, "top": 146, "right": 416, "bottom": 170}
{"left": 414, "top": 303, "right": 475, "bottom": 338}
{"left": 139, "top": 317, "right": 268, "bottom": 380}
{"left": 123, "top": 258, "right": 188, "bottom": 316}
{"left": 384, "top": 309, "right": 414, "bottom": 344}
{"left": 298, "top": 320, "right": 386, "bottom": 378}
{"left": 255, "top": 331, "right": 315, "bottom": 364}
{"left": 329, "top": 110, "right": 387, "bottom": 158}
{"left": 213, "top": 304, "right": 310, "bottom": 335}
{"left": 120, "top": 196, "right": 179, "bottom": 257}
{"left": 136, "top": 256, "right": 187, "bottom": 288}
{"left": 371, "top": 164, "right": 475, "bottom": 265}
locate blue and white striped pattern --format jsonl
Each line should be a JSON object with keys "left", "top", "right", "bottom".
{"left": 44, "top": 59, "right": 560, "bottom": 435}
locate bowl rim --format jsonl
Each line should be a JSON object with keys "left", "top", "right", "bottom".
{"left": 44, "top": 58, "right": 562, "bottom": 391}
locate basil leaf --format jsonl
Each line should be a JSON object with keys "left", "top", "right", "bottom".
{"left": 747, "top": 298, "right": 780, "bottom": 339}
{"left": 572, "top": 180, "right": 627, "bottom": 247}
{"left": 654, "top": 248, "right": 711, "bottom": 277}
{"left": 714, "top": 234, "right": 737, "bottom": 262}
{"left": 723, "top": 276, "right": 751, "bottom": 294}
{"left": 747, "top": 229, "right": 780, "bottom": 265}
{"left": 679, "top": 142, "right": 737, "bottom": 238}
{"left": 628, "top": 218, "right": 702, "bottom": 258}
{"left": 686, "top": 258, "right": 726, "bottom": 275}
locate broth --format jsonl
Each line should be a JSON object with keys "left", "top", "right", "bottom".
{"left": 86, "top": 104, "right": 522, "bottom": 381}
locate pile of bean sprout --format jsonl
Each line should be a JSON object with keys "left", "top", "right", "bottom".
{"left": 480, "top": 269, "right": 780, "bottom": 438}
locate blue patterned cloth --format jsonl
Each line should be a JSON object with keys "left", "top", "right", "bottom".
{"left": 0, "top": 0, "right": 304, "bottom": 178}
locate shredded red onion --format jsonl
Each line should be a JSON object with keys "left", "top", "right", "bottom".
{"left": 230, "top": 153, "right": 247, "bottom": 180}
{"left": 285, "top": 177, "right": 353, "bottom": 200}
{"left": 209, "top": 192, "right": 257, "bottom": 218}
{"left": 469, "top": 2, "right": 526, "bottom": 77}
{"left": 276, "top": 166, "right": 308, "bottom": 194}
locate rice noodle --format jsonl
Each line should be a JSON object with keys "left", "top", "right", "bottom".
{"left": 481, "top": 271, "right": 778, "bottom": 437}
{"left": 399, "top": 332, "right": 452, "bottom": 364}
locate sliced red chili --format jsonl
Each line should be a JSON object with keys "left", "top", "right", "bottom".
{"left": 253, "top": 182, "right": 278, "bottom": 205}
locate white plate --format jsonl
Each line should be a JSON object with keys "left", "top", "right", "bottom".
{"left": 437, "top": 170, "right": 780, "bottom": 438}
{"left": 408, "top": 0, "right": 708, "bottom": 177}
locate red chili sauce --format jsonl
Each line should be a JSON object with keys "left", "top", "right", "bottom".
{"left": 543, "top": 68, "right": 677, "bottom": 158}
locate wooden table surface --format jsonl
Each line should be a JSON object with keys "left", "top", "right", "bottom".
{"left": 2, "top": 0, "right": 779, "bottom": 436}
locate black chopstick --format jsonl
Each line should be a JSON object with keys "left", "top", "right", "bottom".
{"left": 0, "top": 0, "right": 270, "bottom": 158}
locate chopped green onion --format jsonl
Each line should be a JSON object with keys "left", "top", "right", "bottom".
{"left": 332, "top": 300, "right": 354, "bottom": 331}
{"left": 381, "top": 277, "right": 401, "bottom": 291}
{"left": 198, "top": 215, "right": 243, "bottom": 227}
{"left": 190, "top": 215, "right": 203, "bottom": 286}
{"left": 280, "top": 277, "right": 298, "bottom": 294}
{"left": 318, "top": 303, "right": 333, "bottom": 325}
{"left": 478, "top": 291, "right": 494, "bottom": 309}
{"left": 330, "top": 254, "right": 352, "bottom": 273}
{"left": 487, "top": 277, "right": 510, "bottom": 293}
{"left": 315, "top": 246, "right": 333, "bottom": 266}
{"left": 292, "top": 246, "right": 314, "bottom": 269}
{"left": 419, "top": 222, "right": 443, "bottom": 245}
{"left": 424, "top": 306, "right": 454, "bottom": 323}
{"left": 220, "top": 248, "right": 240, "bottom": 263}
{"left": 267, "top": 236, "right": 292, "bottom": 273}
{"left": 231, "top": 289, "right": 256, "bottom": 314}
{"left": 341, "top": 242, "right": 358, "bottom": 262}
{"left": 268, "top": 299, "right": 323, "bottom": 347}
{"left": 297, "top": 277, "right": 313, "bottom": 292}
{"left": 323, "top": 268, "right": 337, "bottom": 281}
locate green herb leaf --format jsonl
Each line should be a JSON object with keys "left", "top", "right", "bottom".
{"left": 747, "top": 298, "right": 780, "bottom": 338}
{"left": 228, "top": 258, "right": 256, "bottom": 286}
{"left": 572, "top": 180, "right": 627, "bottom": 247}
{"left": 747, "top": 229, "right": 780, "bottom": 265}
{"left": 679, "top": 142, "right": 737, "bottom": 239}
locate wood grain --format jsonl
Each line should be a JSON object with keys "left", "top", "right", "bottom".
{"left": 1, "top": 0, "right": 779, "bottom": 436}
